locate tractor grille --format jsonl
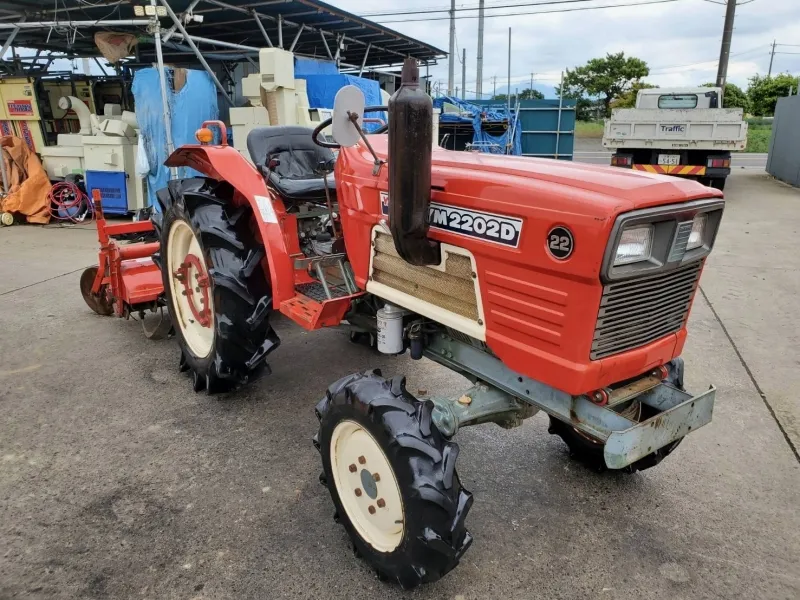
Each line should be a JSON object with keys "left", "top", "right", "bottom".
{"left": 591, "top": 261, "right": 703, "bottom": 360}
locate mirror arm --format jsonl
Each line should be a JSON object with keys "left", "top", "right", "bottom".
{"left": 347, "top": 111, "right": 385, "bottom": 176}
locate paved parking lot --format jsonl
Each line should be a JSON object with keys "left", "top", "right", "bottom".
{"left": 1, "top": 170, "right": 798, "bottom": 599}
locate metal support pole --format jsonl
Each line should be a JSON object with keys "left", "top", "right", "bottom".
{"left": 277, "top": 14, "right": 283, "bottom": 49}
{"left": 94, "top": 57, "right": 110, "bottom": 77}
{"left": 461, "top": 48, "right": 466, "bottom": 100}
{"left": 0, "top": 20, "right": 150, "bottom": 29}
{"left": 167, "top": 31, "right": 259, "bottom": 53}
{"left": 0, "top": 16, "right": 24, "bottom": 59}
{"left": 358, "top": 43, "right": 371, "bottom": 77}
{"left": 252, "top": 9, "right": 273, "bottom": 47}
{"left": 289, "top": 24, "right": 304, "bottom": 52}
{"left": 162, "top": 0, "right": 201, "bottom": 43}
{"left": 0, "top": 140, "right": 9, "bottom": 197}
{"left": 150, "top": 6, "right": 177, "bottom": 181}
{"left": 715, "top": 0, "right": 737, "bottom": 105}
{"left": 448, "top": 0, "right": 455, "bottom": 95}
{"left": 320, "top": 30, "right": 334, "bottom": 60}
{"left": 507, "top": 28, "right": 511, "bottom": 115}
{"left": 333, "top": 34, "right": 342, "bottom": 63}
{"left": 476, "top": 0, "right": 485, "bottom": 98}
{"left": 555, "top": 70, "right": 564, "bottom": 161}
{"left": 157, "top": 0, "right": 233, "bottom": 106}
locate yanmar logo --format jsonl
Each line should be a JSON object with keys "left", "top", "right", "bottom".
{"left": 661, "top": 124, "right": 686, "bottom": 134}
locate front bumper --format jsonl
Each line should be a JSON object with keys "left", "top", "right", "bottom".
{"left": 604, "top": 383, "right": 715, "bottom": 469}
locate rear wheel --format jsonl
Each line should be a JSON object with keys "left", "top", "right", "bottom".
{"left": 315, "top": 371, "right": 473, "bottom": 589}
{"left": 153, "top": 177, "right": 280, "bottom": 393}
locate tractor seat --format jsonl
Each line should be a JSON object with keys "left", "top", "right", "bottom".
{"left": 246, "top": 126, "right": 335, "bottom": 203}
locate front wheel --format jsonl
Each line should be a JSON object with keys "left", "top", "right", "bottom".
{"left": 314, "top": 371, "right": 473, "bottom": 589}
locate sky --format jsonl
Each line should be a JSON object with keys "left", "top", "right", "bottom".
{"left": 334, "top": 0, "right": 800, "bottom": 98}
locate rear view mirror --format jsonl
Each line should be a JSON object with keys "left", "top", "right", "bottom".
{"left": 332, "top": 85, "right": 365, "bottom": 148}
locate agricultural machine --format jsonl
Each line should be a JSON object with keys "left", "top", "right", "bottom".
{"left": 83, "top": 60, "right": 724, "bottom": 588}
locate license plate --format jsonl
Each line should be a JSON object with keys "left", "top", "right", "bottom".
{"left": 658, "top": 154, "right": 680, "bottom": 166}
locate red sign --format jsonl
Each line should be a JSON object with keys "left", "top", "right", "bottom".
{"left": 7, "top": 100, "right": 33, "bottom": 116}
{"left": 0, "top": 121, "right": 12, "bottom": 136}
{"left": 17, "top": 121, "right": 36, "bottom": 151}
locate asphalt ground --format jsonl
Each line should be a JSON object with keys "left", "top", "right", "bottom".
{"left": 1, "top": 170, "right": 798, "bottom": 599}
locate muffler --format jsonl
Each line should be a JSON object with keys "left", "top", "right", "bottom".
{"left": 387, "top": 59, "right": 440, "bottom": 266}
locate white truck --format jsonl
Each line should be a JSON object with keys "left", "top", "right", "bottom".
{"left": 602, "top": 87, "right": 748, "bottom": 190}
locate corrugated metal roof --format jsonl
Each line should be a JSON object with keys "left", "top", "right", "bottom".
{"left": 0, "top": 0, "right": 445, "bottom": 70}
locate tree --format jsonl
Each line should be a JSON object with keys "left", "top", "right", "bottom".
{"left": 702, "top": 82, "right": 750, "bottom": 112}
{"left": 560, "top": 52, "right": 649, "bottom": 118}
{"left": 747, "top": 74, "right": 800, "bottom": 116}
{"left": 611, "top": 82, "right": 659, "bottom": 109}
{"left": 493, "top": 88, "right": 544, "bottom": 102}
{"left": 518, "top": 88, "right": 544, "bottom": 100}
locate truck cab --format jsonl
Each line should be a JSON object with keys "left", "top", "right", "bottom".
{"left": 603, "top": 87, "right": 748, "bottom": 191}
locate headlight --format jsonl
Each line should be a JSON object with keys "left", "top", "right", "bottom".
{"left": 686, "top": 213, "right": 707, "bottom": 251}
{"left": 614, "top": 224, "right": 653, "bottom": 265}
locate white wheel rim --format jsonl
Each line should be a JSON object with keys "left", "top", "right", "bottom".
{"left": 330, "top": 420, "right": 404, "bottom": 553}
{"left": 167, "top": 219, "right": 215, "bottom": 358}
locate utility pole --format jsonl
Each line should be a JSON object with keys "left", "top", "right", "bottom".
{"left": 492, "top": 75, "right": 497, "bottom": 99}
{"left": 530, "top": 72, "right": 535, "bottom": 93}
{"left": 476, "top": 0, "right": 485, "bottom": 99}
{"left": 768, "top": 39, "right": 776, "bottom": 77}
{"left": 448, "top": 0, "right": 455, "bottom": 96}
{"left": 507, "top": 28, "right": 512, "bottom": 114}
{"left": 462, "top": 49, "right": 466, "bottom": 100}
{"left": 715, "top": 0, "right": 737, "bottom": 105}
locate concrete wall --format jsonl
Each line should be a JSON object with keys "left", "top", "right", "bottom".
{"left": 766, "top": 95, "right": 800, "bottom": 187}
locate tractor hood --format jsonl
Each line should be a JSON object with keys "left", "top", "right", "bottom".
{"left": 365, "top": 136, "right": 722, "bottom": 216}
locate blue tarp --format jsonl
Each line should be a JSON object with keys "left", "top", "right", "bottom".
{"left": 132, "top": 68, "right": 219, "bottom": 208}
{"left": 433, "top": 96, "right": 522, "bottom": 155}
{"left": 296, "top": 73, "right": 386, "bottom": 132}
{"left": 294, "top": 56, "right": 338, "bottom": 76}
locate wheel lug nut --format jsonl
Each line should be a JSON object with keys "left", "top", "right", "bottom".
{"left": 349, "top": 464, "right": 357, "bottom": 473}
{"left": 368, "top": 505, "right": 376, "bottom": 515}
{"left": 354, "top": 488, "right": 362, "bottom": 497}
{"left": 376, "top": 498, "right": 385, "bottom": 508}
{"left": 358, "top": 456, "right": 366, "bottom": 465}
{"left": 373, "top": 473, "right": 380, "bottom": 482}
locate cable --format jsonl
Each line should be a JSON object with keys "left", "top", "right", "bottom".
{"left": 362, "top": 0, "right": 618, "bottom": 18}
{"left": 649, "top": 45, "right": 769, "bottom": 74}
{"left": 377, "top": 0, "right": 683, "bottom": 23}
{"left": 47, "top": 180, "right": 93, "bottom": 224}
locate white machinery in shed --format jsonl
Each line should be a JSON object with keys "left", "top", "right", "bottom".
{"left": 229, "top": 47, "right": 319, "bottom": 163}
{"left": 39, "top": 96, "right": 147, "bottom": 215}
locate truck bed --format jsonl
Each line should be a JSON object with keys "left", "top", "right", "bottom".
{"left": 603, "top": 108, "right": 748, "bottom": 151}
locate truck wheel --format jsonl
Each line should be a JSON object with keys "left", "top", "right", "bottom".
{"left": 314, "top": 370, "right": 473, "bottom": 589}
{"left": 153, "top": 178, "right": 280, "bottom": 393}
{"left": 710, "top": 178, "right": 726, "bottom": 191}
{"left": 548, "top": 402, "right": 682, "bottom": 473}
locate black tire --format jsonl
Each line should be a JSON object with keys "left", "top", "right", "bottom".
{"left": 153, "top": 177, "right": 280, "bottom": 393}
{"left": 314, "top": 370, "right": 473, "bottom": 589}
{"left": 710, "top": 178, "right": 726, "bottom": 191}
{"left": 547, "top": 405, "right": 682, "bottom": 474}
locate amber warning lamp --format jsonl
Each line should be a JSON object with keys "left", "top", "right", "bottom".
{"left": 195, "top": 128, "right": 214, "bottom": 144}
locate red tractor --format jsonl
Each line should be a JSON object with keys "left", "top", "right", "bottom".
{"left": 92, "top": 60, "right": 724, "bottom": 588}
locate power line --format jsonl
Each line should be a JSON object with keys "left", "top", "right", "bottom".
{"left": 362, "top": 0, "right": 620, "bottom": 18}
{"left": 376, "top": 0, "right": 682, "bottom": 23}
{"left": 649, "top": 44, "right": 767, "bottom": 74}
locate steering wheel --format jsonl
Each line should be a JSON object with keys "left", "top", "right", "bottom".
{"left": 312, "top": 105, "right": 389, "bottom": 148}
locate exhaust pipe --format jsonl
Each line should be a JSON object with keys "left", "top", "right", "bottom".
{"left": 388, "top": 59, "right": 440, "bottom": 266}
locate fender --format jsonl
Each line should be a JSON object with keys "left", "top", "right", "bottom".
{"left": 165, "top": 144, "right": 295, "bottom": 307}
